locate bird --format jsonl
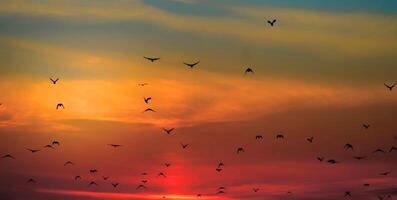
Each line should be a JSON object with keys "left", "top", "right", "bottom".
{"left": 363, "top": 124, "right": 370, "bottom": 129}
{"left": 2, "top": 154, "right": 15, "bottom": 159}
{"left": 144, "top": 97, "right": 152, "bottom": 104}
{"left": 253, "top": 188, "right": 260, "bottom": 192}
{"left": 141, "top": 180, "right": 148, "bottom": 184}
{"left": 255, "top": 135, "right": 263, "bottom": 140}
{"left": 108, "top": 144, "right": 122, "bottom": 148}
{"left": 138, "top": 83, "right": 148, "bottom": 87}
{"left": 237, "top": 147, "right": 245, "bottom": 154}
{"left": 267, "top": 19, "right": 276, "bottom": 26}
{"left": 215, "top": 168, "right": 222, "bottom": 172}
{"left": 52, "top": 141, "right": 60, "bottom": 146}
{"left": 75, "top": 176, "right": 81, "bottom": 180}
{"left": 181, "top": 143, "right": 189, "bottom": 149}
{"left": 183, "top": 61, "right": 200, "bottom": 68}
{"left": 363, "top": 183, "right": 370, "bottom": 187}
{"left": 158, "top": 172, "right": 166, "bottom": 178}
{"left": 197, "top": 194, "right": 202, "bottom": 197}
{"left": 317, "top": 157, "right": 324, "bottom": 162}
{"left": 136, "top": 184, "right": 147, "bottom": 189}
{"left": 89, "top": 181, "right": 98, "bottom": 186}
{"left": 27, "top": 178, "right": 36, "bottom": 184}
{"left": 143, "top": 56, "right": 160, "bottom": 62}
{"left": 56, "top": 103, "right": 64, "bottom": 110}
{"left": 384, "top": 83, "right": 396, "bottom": 91}
{"left": 344, "top": 191, "right": 352, "bottom": 197}
{"left": 379, "top": 171, "right": 391, "bottom": 176}
{"left": 218, "top": 187, "right": 225, "bottom": 190}
{"left": 163, "top": 128, "right": 174, "bottom": 134}
{"left": 276, "top": 134, "right": 284, "bottom": 139}
{"left": 390, "top": 146, "right": 397, "bottom": 152}
{"left": 26, "top": 148, "right": 40, "bottom": 153}
{"left": 143, "top": 108, "right": 155, "bottom": 113}
{"left": 50, "top": 78, "right": 59, "bottom": 84}
{"left": 64, "top": 161, "right": 74, "bottom": 166}
{"left": 218, "top": 162, "right": 224, "bottom": 168}
{"left": 164, "top": 163, "right": 171, "bottom": 167}
{"left": 344, "top": 143, "right": 354, "bottom": 151}
{"left": 111, "top": 183, "right": 119, "bottom": 188}
{"left": 89, "top": 169, "right": 98, "bottom": 174}
{"left": 244, "top": 68, "right": 254, "bottom": 74}
{"left": 102, "top": 176, "right": 109, "bottom": 180}
{"left": 353, "top": 156, "right": 366, "bottom": 160}
{"left": 141, "top": 172, "right": 148, "bottom": 176}
{"left": 44, "top": 144, "right": 55, "bottom": 149}
{"left": 307, "top": 137, "right": 314, "bottom": 143}
{"left": 327, "top": 159, "right": 339, "bottom": 164}
{"left": 216, "top": 190, "right": 225, "bottom": 194}
{"left": 373, "top": 149, "right": 386, "bottom": 154}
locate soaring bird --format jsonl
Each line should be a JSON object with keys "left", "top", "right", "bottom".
{"left": 317, "top": 157, "right": 324, "bottom": 162}
{"left": 158, "top": 172, "right": 167, "bottom": 178}
{"left": 141, "top": 180, "right": 148, "bottom": 184}
{"left": 197, "top": 194, "right": 202, "bottom": 197}
{"left": 307, "top": 137, "right": 314, "bottom": 143}
{"left": 379, "top": 171, "right": 391, "bottom": 176}
{"left": 390, "top": 146, "right": 397, "bottom": 152}
{"left": 276, "top": 134, "right": 284, "bottom": 139}
{"left": 237, "top": 147, "right": 245, "bottom": 154}
{"left": 52, "top": 141, "right": 60, "bottom": 146}
{"left": 373, "top": 149, "right": 386, "bottom": 154}
{"left": 267, "top": 19, "right": 276, "bottom": 26}
{"left": 64, "top": 161, "right": 74, "bottom": 166}
{"left": 143, "top": 56, "right": 160, "bottom": 62}
{"left": 344, "top": 143, "right": 354, "bottom": 151}
{"left": 244, "top": 68, "right": 254, "bottom": 74}
{"left": 2, "top": 154, "right": 15, "bottom": 159}
{"left": 44, "top": 144, "right": 55, "bottom": 149}
{"left": 164, "top": 163, "right": 171, "bottom": 167}
{"left": 384, "top": 83, "right": 396, "bottom": 91}
{"left": 363, "top": 124, "right": 370, "bottom": 129}
{"left": 89, "top": 181, "right": 98, "bottom": 186}
{"left": 363, "top": 183, "right": 370, "bottom": 187}
{"left": 344, "top": 191, "right": 352, "bottom": 197}
{"left": 56, "top": 103, "right": 64, "bottom": 110}
{"left": 353, "top": 156, "right": 366, "bottom": 160}
{"left": 89, "top": 169, "right": 98, "bottom": 174}
{"left": 180, "top": 143, "right": 189, "bottom": 149}
{"left": 327, "top": 159, "right": 339, "bottom": 164}
{"left": 218, "top": 162, "right": 224, "bottom": 168}
{"left": 256, "top": 135, "right": 263, "bottom": 140}
{"left": 138, "top": 83, "right": 148, "bottom": 87}
{"left": 137, "top": 184, "right": 147, "bottom": 189}
{"left": 111, "top": 183, "right": 119, "bottom": 188}
{"left": 218, "top": 187, "right": 225, "bottom": 190}
{"left": 26, "top": 148, "right": 40, "bottom": 153}
{"left": 253, "top": 188, "right": 260, "bottom": 192}
{"left": 215, "top": 168, "right": 222, "bottom": 172}
{"left": 102, "top": 176, "right": 109, "bottom": 180}
{"left": 75, "top": 176, "right": 82, "bottom": 180}
{"left": 108, "top": 144, "right": 122, "bottom": 148}
{"left": 163, "top": 128, "right": 174, "bottom": 134}
{"left": 183, "top": 61, "right": 200, "bottom": 68}
{"left": 143, "top": 108, "right": 155, "bottom": 113}
{"left": 50, "top": 78, "right": 59, "bottom": 84}
{"left": 217, "top": 190, "right": 225, "bottom": 194}
{"left": 27, "top": 178, "right": 36, "bottom": 184}
{"left": 141, "top": 172, "right": 148, "bottom": 176}
{"left": 144, "top": 97, "right": 152, "bottom": 104}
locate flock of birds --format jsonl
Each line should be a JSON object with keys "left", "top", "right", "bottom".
{"left": 1, "top": 18, "right": 397, "bottom": 200}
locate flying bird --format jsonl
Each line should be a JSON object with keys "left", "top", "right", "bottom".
{"left": 353, "top": 156, "right": 366, "bottom": 160}
{"left": 389, "top": 146, "right": 397, "bottom": 152}
{"left": 344, "top": 191, "right": 352, "bottom": 197}
{"left": 56, "top": 103, "right": 64, "bottom": 110}
{"left": 141, "top": 180, "right": 148, "bottom": 184}
{"left": 267, "top": 19, "right": 276, "bottom": 26}
{"left": 237, "top": 147, "right": 245, "bottom": 154}
{"left": 253, "top": 188, "right": 260, "bottom": 192}
{"left": 102, "top": 176, "right": 109, "bottom": 180}
{"left": 138, "top": 83, "right": 148, "bottom": 87}
{"left": 373, "top": 149, "right": 386, "bottom": 154}
{"left": 89, "top": 181, "right": 98, "bottom": 186}
{"left": 218, "top": 187, "right": 225, "bottom": 190}
{"left": 2, "top": 154, "right": 15, "bottom": 159}
{"left": 363, "top": 124, "right": 370, "bottom": 129}
{"left": 255, "top": 135, "right": 263, "bottom": 140}
{"left": 108, "top": 144, "right": 122, "bottom": 148}
{"left": 44, "top": 144, "right": 54, "bottom": 149}
{"left": 26, "top": 148, "right": 40, "bottom": 153}
{"left": 384, "top": 83, "right": 396, "bottom": 91}
{"left": 276, "top": 134, "right": 284, "bottom": 139}
{"left": 89, "top": 169, "right": 98, "bottom": 174}
{"left": 344, "top": 143, "right": 354, "bottom": 151}
{"left": 363, "top": 183, "right": 370, "bottom": 187}
{"left": 143, "top": 108, "right": 155, "bottom": 113}
{"left": 27, "top": 178, "right": 36, "bottom": 184}
{"left": 216, "top": 168, "right": 222, "bottom": 172}
{"left": 50, "top": 78, "right": 59, "bottom": 84}
{"left": 111, "top": 183, "right": 119, "bottom": 188}
{"left": 197, "top": 194, "right": 202, "bottom": 197}
{"left": 143, "top": 56, "right": 160, "bottom": 62}
{"left": 327, "top": 159, "right": 339, "bottom": 164}
{"left": 163, "top": 128, "right": 174, "bottom": 134}
{"left": 183, "top": 61, "right": 200, "bottom": 68}
{"left": 64, "top": 161, "right": 74, "bottom": 166}
{"left": 144, "top": 97, "right": 152, "bottom": 104}
{"left": 75, "top": 176, "right": 82, "bottom": 180}
{"left": 317, "top": 157, "right": 324, "bottom": 162}
{"left": 52, "top": 141, "right": 60, "bottom": 146}
{"left": 158, "top": 172, "right": 166, "bottom": 178}
{"left": 164, "top": 163, "right": 171, "bottom": 167}
{"left": 141, "top": 173, "right": 148, "bottom": 176}
{"left": 180, "top": 143, "right": 189, "bottom": 149}
{"left": 137, "top": 184, "right": 147, "bottom": 189}
{"left": 307, "top": 137, "right": 314, "bottom": 143}
{"left": 218, "top": 162, "right": 224, "bottom": 168}
{"left": 244, "top": 68, "right": 254, "bottom": 74}
{"left": 379, "top": 171, "right": 391, "bottom": 176}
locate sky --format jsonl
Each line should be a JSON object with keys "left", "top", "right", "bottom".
{"left": 0, "top": 0, "right": 397, "bottom": 199}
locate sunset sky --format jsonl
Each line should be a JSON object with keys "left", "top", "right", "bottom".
{"left": 0, "top": 0, "right": 397, "bottom": 200}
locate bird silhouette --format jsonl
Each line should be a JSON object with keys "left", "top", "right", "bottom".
{"left": 363, "top": 183, "right": 370, "bottom": 187}
{"left": 218, "top": 187, "right": 225, "bottom": 190}
{"left": 353, "top": 156, "right": 366, "bottom": 160}
{"left": 379, "top": 171, "right": 391, "bottom": 176}
{"left": 56, "top": 103, "right": 64, "bottom": 110}
{"left": 111, "top": 183, "right": 119, "bottom": 188}
{"left": 267, "top": 19, "right": 276, "bottom": 26}
{"left": 144, "top": 97, "right": 152, "bottom": 104}
{"left": 363, "top": 124, "right": 370, "bottom": 129}
{"left": 75, "top": 176, "right": 82, "bottom": 180}
{"left": 307, "top": 137, "right": 314, "bottom": 143}
{"left": 143, "top": 56, "right": 160, "bottom": 62}
{"left": 64, "top": 161, "right": 74, "bottom": 166}
{"left": 137, "top": 184, "right": 147, "bottom": 189}
{"left": 317, "top": 157, "right": 324, "bottom": 162}
{"left": 143, "top": 108, "right": 155, "bottom": 113}
{"left": 2, "top": 154, "right": 15, "bottom": 159}
{"left": 183, "top": 61, "right": 200, "bottom": 68}
{"left": 276, "top": 134, "right": 284, "bottom": 139}
{"left": 237, "top": 147, "right": 245, "bottom": 154}
{"left": 44, "top": 144, "right": 54, "bottom": 149}
{"left": 344, "top": 191, "right": 352, "bottom": 197}
{"left": 164, "top": 163, "right": 171, "bottom": 167}
{"left": 89, "top": 181, "right": 98, "bottom": 186}
{"left": 253, "top": 188, "right": 260, "bottom": 192}
{"left": 181, "top": 143, "right": 189, "bottom": 149}
{"left": 255, "top": 135, "right": 263, "bottom": 140}
{"left": 215, "top": 168, "right": 222, "bottom": 172}
{"left": 138, "top": 83, "right": 148, "bottom": 87}
{"left": 384, "top": 83, "right": 396, "bottom": 91}
{"left": 52, "top": 141, "right": 60, "bottom": 146}
{"left": 89, "top": 169, "right": 98, "bottom": 174}
{"left": 327, "top": 159, "right": 339, "bottom": 164}
{"left": 26, "top": 148, "right": 40, "bottom": 153}
{"left": 197, "top": 194, "right": 202, "bottom": 197}
{"left": 244, "top": 68, "right": 254, "bottom": 74}
{"left": 158, "top": 172, "right": 166, "bottom": 178}
{"left": 218, "top": 162, "right": 224, "bottom": 168}
{"left": 27, "top": 178, "right": 36, "bottom": 184}
{"left": 344, "top": 143, "right": 354, "bottom": 151}
{"left": 373, "top": 149, "right": 386, "bottom": 154}
{"left": 141, "top": 172, "right": 148, "bottom": 176}
{"left": 50, "top": 78, "right": 59, "bottom": 84}
{"left": 141, "top": 180, "right": 148, "bottom": 184}
{"left": 217, "top": 190, "right": 225, "bottom": 194}
{"left": 108, "top": 144, "right": 122, "bottom": 148}
{"left": 389, "top": 146, "right": 397, "bottom": 152}
{"left": 102, "top": 176, "right": 109, "bottom": 180}
{"left": 163, "top": 128, "right": 174, "bottom": 134}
